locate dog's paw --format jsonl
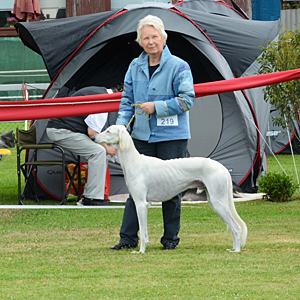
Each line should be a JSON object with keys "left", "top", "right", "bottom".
{"left": 131, "top": 250, "right": 145, "bottom": 254}
{"left": 226, "top": 248, "right": 241, "bottom": 253}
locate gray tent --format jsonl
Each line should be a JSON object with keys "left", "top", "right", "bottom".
{"left": 265, "top": 107, "right": 300, "bottom": 155}
{"left": 16, "top": 0, "right": 280, "bottom": 200}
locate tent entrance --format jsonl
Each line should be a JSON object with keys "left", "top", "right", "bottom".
{"left": 56, "top": 31, "right": 223, "bottom": 98}
{"left": 189, "top": 94, "right": 222, "bottom": 158}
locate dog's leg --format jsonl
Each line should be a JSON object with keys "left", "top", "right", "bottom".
{"left": 206, "top": 191, "right": 242, "bottom": 252}
{"left": 203, "top": 170, "right": 248, "bottom": 253}
{"left": 226, "top": 219, "right": 241, "bottom": 252}
{"left": 134, "top": 200, "right": 149, "bottom": 253}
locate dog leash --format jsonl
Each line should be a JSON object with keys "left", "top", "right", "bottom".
{"left": 126, "top": 101, "right": 152, "bottom": 130}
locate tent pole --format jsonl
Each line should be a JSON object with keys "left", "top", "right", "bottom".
{"left": 284, "top": 114, "right": 300, "bottom": 193}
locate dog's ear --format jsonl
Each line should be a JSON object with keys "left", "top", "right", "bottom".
{"left": 119, "top": 127, "right": 130, "bottom": 151}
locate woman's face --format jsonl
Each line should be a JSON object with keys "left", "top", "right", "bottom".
{"left": 140, "top": 25, "right": 165, "bottom": 57}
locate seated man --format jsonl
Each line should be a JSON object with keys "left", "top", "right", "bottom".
{"left": 46, "top": 86, "right": 117, "bottom": 206}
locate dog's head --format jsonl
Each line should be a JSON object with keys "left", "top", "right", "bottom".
{"left": 92, "top": 125, "right": 131, "bottom": 151}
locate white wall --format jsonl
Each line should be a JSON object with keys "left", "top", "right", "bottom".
{"left": 39, "top": 0, "right": 66, "bottom": 20}
{"left": 281, "top": 9, "right": 300, "bottom": 33}
{"left": 39, "top": 0, "right": 66, "bottom": 9}
{"left": 0, "top": 0, "right": 14, "bottom": 11}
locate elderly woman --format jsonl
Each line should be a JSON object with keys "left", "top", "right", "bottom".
{"left": 110, "top": 15, "right": 195, "bottom": 250}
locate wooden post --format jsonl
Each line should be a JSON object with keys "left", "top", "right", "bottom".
{"left": 66, "top": 0, "right": 111, "bottom": 18}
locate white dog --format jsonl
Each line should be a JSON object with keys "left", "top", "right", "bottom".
{"left": 93, "top": 125, "right": 247, "bottom": 253}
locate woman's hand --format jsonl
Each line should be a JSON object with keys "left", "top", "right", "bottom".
{"left": 140, "top": 102, "right": 156, "bottom": 114}
{"left": 103, "top": 144, "right": 117, "bottom": 157}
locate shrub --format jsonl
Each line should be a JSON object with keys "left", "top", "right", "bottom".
{"left": 258, "top": 172, "right": 299, "bottom": 202}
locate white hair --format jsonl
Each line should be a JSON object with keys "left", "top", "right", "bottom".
{"left": 136, "top": 15, "right": 167, "bottom": 46}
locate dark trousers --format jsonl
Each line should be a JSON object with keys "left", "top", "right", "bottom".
{"left": 119, "top": 138, "right": 188, "bottom": 246}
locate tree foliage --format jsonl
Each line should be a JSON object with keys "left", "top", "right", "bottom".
{"left": 257, "top": 28, "right": 300, "bottom": 141}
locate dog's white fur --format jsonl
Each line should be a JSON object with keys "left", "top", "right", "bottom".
{"left": 93, "top": 125, "right": 247, "bottom": 253}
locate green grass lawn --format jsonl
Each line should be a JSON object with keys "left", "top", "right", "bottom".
{"left": 0, "top": 147, "right": 300, "bottom": 299}
{"left": 0, "top": 201, "right": 299, "bottom": 299}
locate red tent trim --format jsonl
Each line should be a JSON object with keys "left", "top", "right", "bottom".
{"left": 170, "top": 7, "right": 220, "bottom": 52}
{"left": 215, "top": 1, "right": 248, "bottom": 19}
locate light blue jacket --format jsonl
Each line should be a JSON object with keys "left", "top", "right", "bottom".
{"left": 116, "top": 45, "right": 195, "bottom": 143}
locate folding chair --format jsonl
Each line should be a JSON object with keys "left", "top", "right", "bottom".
{"left": 16, "top": 126, "right": 81, "bottom": 205}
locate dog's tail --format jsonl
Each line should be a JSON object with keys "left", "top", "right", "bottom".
{"left": 227, "top": 177, "right": 248, "bottom": 248}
